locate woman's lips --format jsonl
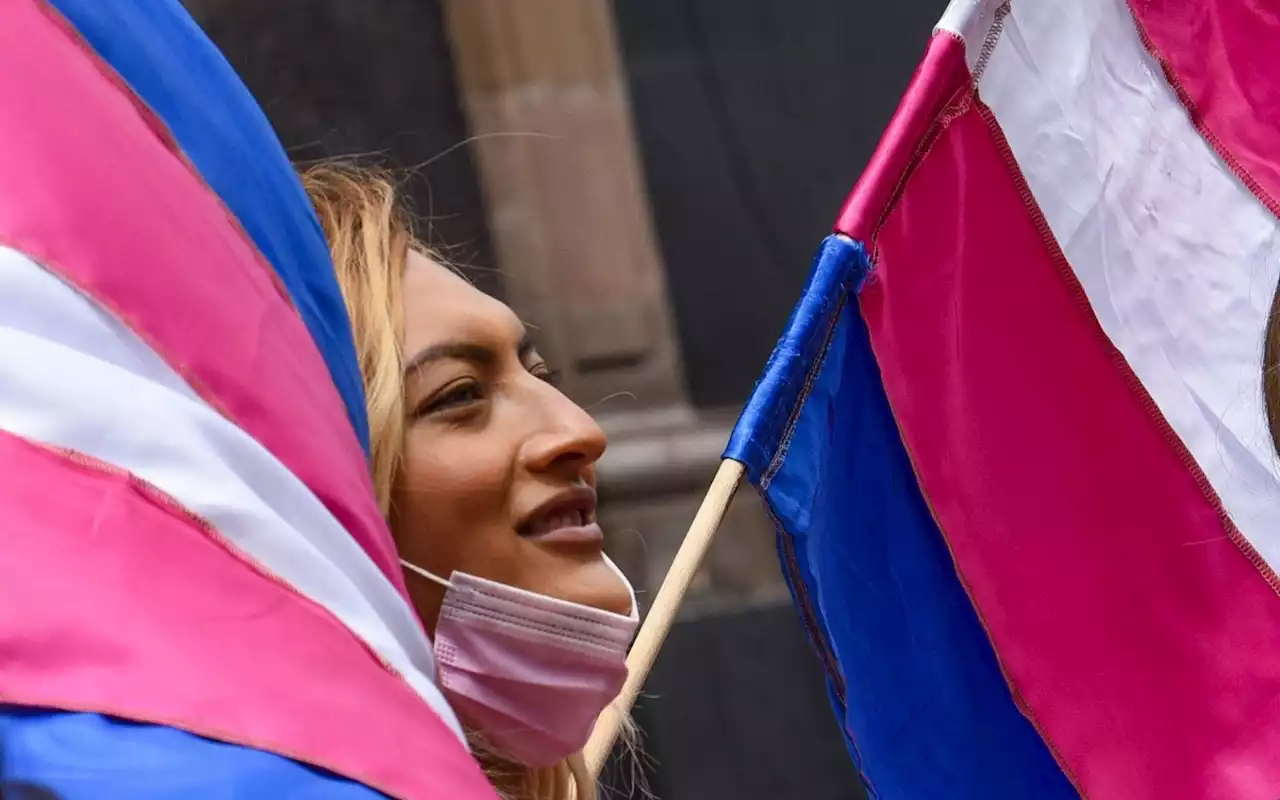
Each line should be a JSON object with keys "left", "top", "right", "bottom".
{"left": 522, "top": 521, "right": 605, "bottom": 546}
{"left": 518, "top": 486, "right": 602, "bottom": 546}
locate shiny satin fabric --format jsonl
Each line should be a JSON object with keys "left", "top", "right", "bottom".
{"left": 725, "top": 236, "right": 1075, "bottom": 799}
{"left": 46, "top": 0, "right": 371, "bottom": 453}
{"left": 0, "top": 708, "right": 389, "bottom": 799}
{"left": 1128, "top": 0, "right": 1280, "bottom": 218}
{"left": 31, "top": 0, "right": 400, "bottom": 590}
{"left": 0, "top": 2, "right": 491, "bottom": 797}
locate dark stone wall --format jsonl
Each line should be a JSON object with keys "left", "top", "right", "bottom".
{"left": 603, "top": 604, "right": 867, "bottom": 800}
{"left": 614, "top": 0, "right": 950, "bottom": 407}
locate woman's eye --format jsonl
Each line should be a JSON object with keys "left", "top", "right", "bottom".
{"left": 421, "top": 380, "right": 485, "bottom": 415}
{"left": 531, "top": 363, "right": 562, "bottom": 386}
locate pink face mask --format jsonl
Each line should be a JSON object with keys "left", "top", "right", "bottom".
{"left": 401, "top": 558, "right": 639, "bottom": 768}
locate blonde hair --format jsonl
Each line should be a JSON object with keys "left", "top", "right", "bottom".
{"left": 300, "top": 160, "right": 596, "bottom": 800}
{"left": 302, "top": 162, "right": 410, "bottom": 516}
{"left": 1267, "top": 286, "right": 1280, "bottom": 459}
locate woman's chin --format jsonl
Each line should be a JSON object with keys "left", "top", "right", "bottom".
{"left": 540, "top": 556, "right": 634, "bottom": 617}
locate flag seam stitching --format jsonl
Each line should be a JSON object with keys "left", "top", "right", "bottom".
{"left": 867, "top": 86, "right": 976, "bottom": 256}
{"left": 860, "top": 84, "right": 1087, "bottom": 797}
{"left": 976, "top": 95, "right": 1280, "bottom": 600}
{"left": 759, "top": 495, "right": 872, "bottom": 796}
{"left": 3, "top": 434, "right": 431, "bottom": 799}
{"left": 969, "top": 1, "right": 1010, "bottom": 86}
{"left": 761, "top": 289, "right": 850, "bottom": 490}
{"left": 32, "top": 0, "right": 302, "bottom": 313}
{"left": 1125, "top": 0, "right": 1280, "bottom": 222}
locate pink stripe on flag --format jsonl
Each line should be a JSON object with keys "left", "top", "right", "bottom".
{"left": 835, "top": 31, "right": 970, "bottom": 242}
{"left": 0, "top": 431, "right": 494, "bottom": 799}
{"left": 0, "top": 0, "right": 404, "bottom": 592}
{"left": 1129, "top": 0, "right": 1280, "bottom": 217}
{"left": 861, "top": 86, "right": 1280, "bottom": 798}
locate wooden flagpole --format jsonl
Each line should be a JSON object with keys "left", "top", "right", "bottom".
{"left": 583, "top": 458, "right": 747, "bottom": 778}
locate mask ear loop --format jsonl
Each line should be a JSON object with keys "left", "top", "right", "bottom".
{"left": 602, "top": 555, "right": 640, "bottom": 622}
{"left": 400, "top": 558, "right": 454, "bottom": 590}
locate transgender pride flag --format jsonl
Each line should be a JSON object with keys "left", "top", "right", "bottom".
{"left": 727, "top": 0, "right": 1280, "bottom": 797}
{"left": 0, "top": 1, "right": 493, "bottom": 797}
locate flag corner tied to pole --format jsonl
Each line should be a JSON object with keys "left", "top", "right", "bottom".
{"left": 728, "top": 0, "right": 1280, "bottom": 798}
{"left": 0, "top": 1, "right": 495, "bottom": 797}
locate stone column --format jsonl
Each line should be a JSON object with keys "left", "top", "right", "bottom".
{"left": 439, "top": 0, "right": 683, "bottom": 409}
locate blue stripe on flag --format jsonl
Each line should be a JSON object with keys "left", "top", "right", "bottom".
{"left": 47, "top": 0, "right": 371, "bottom": 454}
{"left": 0, "top": 708, "right": 387, "bottom": 798}
{"left": 726, "top": 236, "right": 1077, "bottom": 799}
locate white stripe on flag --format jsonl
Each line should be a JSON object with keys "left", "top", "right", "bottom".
{"left": 977, "top": 0, "right": 1280, "bottom": 566}
{"left": 935, "top": 0, "right": 1007, "bottom": 72}
{"left": 0, "top": 246, "right": 464, "bottom": 739}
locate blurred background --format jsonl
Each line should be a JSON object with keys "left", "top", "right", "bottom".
{"left": 181, "top": 2, "right": 946, "bottom": 796}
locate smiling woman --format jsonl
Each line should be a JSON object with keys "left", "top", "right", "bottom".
{"left": 301, "top": 161, "right": 637, "bottom": 800}
{"left": 393, "top": 248, "right": 636, "bottom": 623}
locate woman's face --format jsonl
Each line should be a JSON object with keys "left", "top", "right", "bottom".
{"left": 393, "top": 251, "right": 633, "bottom": 630}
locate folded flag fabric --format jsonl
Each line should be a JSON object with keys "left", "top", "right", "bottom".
{"left": 0, "top": 1, "right": 493, "bottom": 797}
{"left": 727, "top": 0, "right": 1280, "bottom": 798}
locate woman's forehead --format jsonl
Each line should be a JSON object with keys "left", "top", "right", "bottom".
{"left": 401, "top": 251, "right": 524, "bottom": 348}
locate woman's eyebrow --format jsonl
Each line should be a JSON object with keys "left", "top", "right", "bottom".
{"left": 403, "top": 342, "right": 494, "bottom": 376}
{"left": 403, "top": 334, "right": 534, "bottom": 377}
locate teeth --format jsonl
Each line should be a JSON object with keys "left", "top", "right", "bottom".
{"left": 529, "top": 510, "right": 585, "bottom": 535}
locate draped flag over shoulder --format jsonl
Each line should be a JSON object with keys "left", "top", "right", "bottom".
{"left": 0, "top": 1, "right": 494, "bottom": 797}
{"left": 726, "top": 0, "right": 1280, "bottom": 797}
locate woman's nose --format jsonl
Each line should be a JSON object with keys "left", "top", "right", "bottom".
{"left": 517, "top": 387, "right": 608, "bottom": 479}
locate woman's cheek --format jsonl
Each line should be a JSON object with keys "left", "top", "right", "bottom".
{"left": 402, "top": 439, "right": 516, "bottom": 535}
